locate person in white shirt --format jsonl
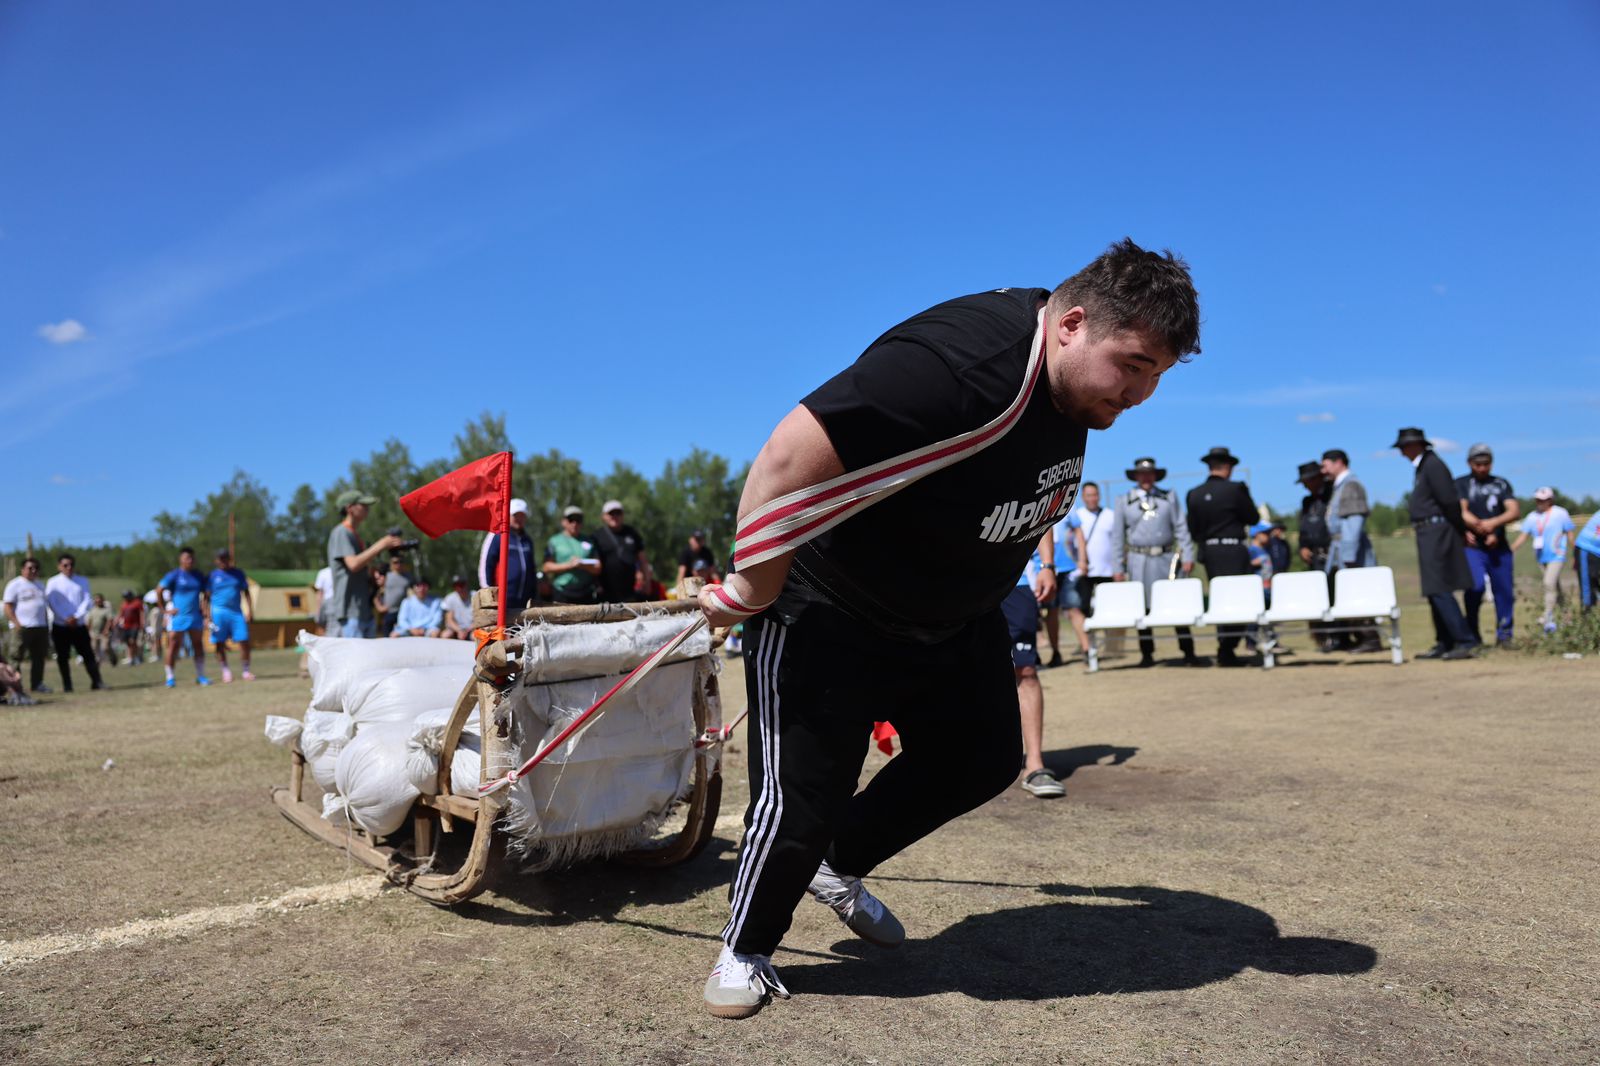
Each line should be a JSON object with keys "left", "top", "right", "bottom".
{"left": 44, "top": 553, "right": 105, "bottom": 692}
{"left": 1072, "top": 482, "right": 1118, "bottom": 614}
{"left": 440, "top": 575, "right": 475, "bottom": 640}
{"left": 3, "top": 557, "right": 53, "bottom": 693}
{"left": 313, "top": 565, "right": 336, "bottom": 635}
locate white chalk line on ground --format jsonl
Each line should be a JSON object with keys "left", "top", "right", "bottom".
{"left": 0, "top": 877, "right": 384, "bottom": 970}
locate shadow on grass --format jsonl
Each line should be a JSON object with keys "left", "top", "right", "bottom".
{"left": 452, "top": 834, "right": 741, "bottom": 927}
{"left": 781, "top": 883, "right": 1375, "bottom": 1000}
{"left": 1041, "top": 743, "right": 1138, "bottom": 779}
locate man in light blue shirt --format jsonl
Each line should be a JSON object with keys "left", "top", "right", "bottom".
{"left": 391, "top": 577, "right": 444, "bottom": 638}
{"left": 1512, "top": 488, "right": 1576, "bottom": 632}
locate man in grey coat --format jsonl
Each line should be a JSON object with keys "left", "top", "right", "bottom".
{"left": 1111, "top": 457, "right": 1203, "bottom": 666}
{"left": 1320, "top": 448, "right": 1382, "bottom": 652}
{"left": 1393, "top": 428, "right": 1476, "bottom": 659}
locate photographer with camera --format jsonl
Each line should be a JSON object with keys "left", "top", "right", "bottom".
{"left": 327, "top": 490, "right": 405, "bottom": 639}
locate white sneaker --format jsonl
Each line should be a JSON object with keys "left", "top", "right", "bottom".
{"left": 808, "top": 860, "right": 905, "bottom": 947}
{"left": 703, "top": 943, "right": 789, "bottom": 1019}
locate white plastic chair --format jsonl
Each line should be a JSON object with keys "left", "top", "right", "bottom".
{"left": 1084, "top": 583, "right": 1146, "bottom": 673}
{"left": 1329, "top": 566, "right": 1404, "bottom": 664}
{"left": 1139, "top": 578, "right": 1205, "bottom": 630}
{"left": 1258, "top": 572, "right": 1330, "bottom": 668}
{"left": 1198, "top": 575, "right": 1267, "bottom": 666}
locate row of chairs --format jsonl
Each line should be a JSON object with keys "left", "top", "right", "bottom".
{"left": 1083, "top": 566, "right": 1405, "bottom": 672}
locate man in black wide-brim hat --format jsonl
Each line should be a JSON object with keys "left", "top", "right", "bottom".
{"left": 1186, "top": 447, "right": 1258, "bottom": 665}
{"left": 1392, "top": 427, "right": 1477, "bottom": 659}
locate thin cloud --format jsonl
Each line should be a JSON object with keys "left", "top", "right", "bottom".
{"left": 1431, "top": 284, "right": 1448, "bottom": 296}
{"left": 1297, "top": 412, "right": 1336, "bottom": 424}
{"left": 49, "top": 473, "right": 75, "bottom": 485}
{"left": 36, "top": 319, "right": 88, "bottom": 344}
{"left": 1432, "top": 438, "right": 1461, "bottom": 453}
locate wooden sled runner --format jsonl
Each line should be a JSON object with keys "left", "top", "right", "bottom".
{"left": 271, "top": 592, "right": 723, "bottom": 906}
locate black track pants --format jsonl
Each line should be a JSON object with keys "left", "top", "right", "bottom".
{"left": 722, "top": 607, "right": 1023, "bottom": 956}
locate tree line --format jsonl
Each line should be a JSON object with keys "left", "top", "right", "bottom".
{"left": 11, "top": 413, "right": 748, "bottom": 596}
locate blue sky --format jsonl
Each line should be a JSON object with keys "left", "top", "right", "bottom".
{"left": 4, "top": 1, "right": 1597, "bottom": 550}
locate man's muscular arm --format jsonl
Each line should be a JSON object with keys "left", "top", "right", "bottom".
{"left": 698, "top": 405, "right": 845, "bottom": 628}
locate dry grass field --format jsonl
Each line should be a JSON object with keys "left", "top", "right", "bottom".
{"left": 1, "top": 628, "right": 1596, "bottom": 1064}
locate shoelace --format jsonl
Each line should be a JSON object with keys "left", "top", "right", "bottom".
{"left": 717, "top": 952, "right": 791, "bottom": 1000}
{"left": 813, "top": 875, "right": 883, "bottom": 923}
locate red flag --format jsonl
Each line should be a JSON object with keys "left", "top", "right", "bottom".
{"left": 400, "top": 451, "right": 513, "bottom": 538}
{"left": 400, "top": 451, "right": 514, "bottom": 630}
{"left": 872, "top": 720, "right": 897, "bottom": 756}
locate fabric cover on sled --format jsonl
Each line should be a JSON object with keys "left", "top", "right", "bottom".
{"left": 514, "top": 614, "right": 710, "bottom": 683}
{"left": 503, "top": 659, "right": 697, "bottom": 854}
{"left": 300, "top": 631, "right": 474, "bottom": 713}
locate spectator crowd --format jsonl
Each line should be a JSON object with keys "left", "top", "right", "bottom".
{"left": 6, "top": 432, "right": 1593, "bottom": 706}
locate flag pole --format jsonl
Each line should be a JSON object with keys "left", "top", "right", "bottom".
{"left": 497, "top": 452, "right": 512, "bottom": 634}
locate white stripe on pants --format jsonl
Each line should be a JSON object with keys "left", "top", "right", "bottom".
{"left": 721, "top": 623, "right": 786, "bottom": 948}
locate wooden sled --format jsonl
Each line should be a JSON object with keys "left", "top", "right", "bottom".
{"left": 271, "top": 592, "right": 723, "bottom": 905}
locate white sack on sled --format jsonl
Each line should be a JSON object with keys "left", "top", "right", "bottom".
{"left": 345, "top": 665, "right": 471, "bottom": 727}
{"left": 504, "top": 659, "right": 697, "bottom": 842}
{"left": 301, "top": 708, "right": 355, "bottom": 792}
{"left": 299, "top": 631, "right": 474, "bottom": 713}
{"left": 515, "top": 614, "right": 709, "bottom": 684}
{"left": 333, "top": 724, "right": 419, "bottom": 837}
{"left": 263, "top": 715, "right": 302, "bottom": 749}
{"left": 403, "top": 706, "right": 483, "bottom": 796}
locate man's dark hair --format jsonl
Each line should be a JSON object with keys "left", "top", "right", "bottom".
{"left": 1048, "top": 237, "right": 1201, "bottom": 360}
{"left": 1322, "top": 449, "right": 1350, "bottom": 465}
{"left": 178, "top": 545, "right": 195, "bottom": 557}
{"left": 57, "top": 552, "right": 74, "bottom": 564}
{"left": 22, "top": 557, "right": 38, "bottom": 568}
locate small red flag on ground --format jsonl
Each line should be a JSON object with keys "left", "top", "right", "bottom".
{"left": 400, "top": 450, "right": 514, "bottom": 628}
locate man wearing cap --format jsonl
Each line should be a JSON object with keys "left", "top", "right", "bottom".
{"left": 440, "top": 575, "right": 475, "bottom": 639}
{"left": 479, "top": 497, "right": 538, "bottom": 612}
{"left": 1511, "top": 488, "right": 1575, "bottom": 633}
{"left": 1186, "top": 447, "right": 1259, "bottom": 665}
{"left": 327, "top": 490, "right": 403, "bottom": 639}
{"left": 594, "top": 500, "right": 654, "bottom": 602}
{"left": 207, "top": 548, "right": 255, "bottom": 682}
{"left": 677, "top": 530, "right": 722, "bottom": 590}
{"left": 1454, "top": 443, "right": 1520, "bottom": 646}
{"left": 1110, "top": 456, "right": 1201, "bottom": 666}
{"left": 543, "top": 506, "right": 601, "bottom": 605}
{"left": 1320, "top": 449, "right": 1382, "bottom": 653}
{"left": 1393, "top": 428, "right": 1475, "bottom": 659}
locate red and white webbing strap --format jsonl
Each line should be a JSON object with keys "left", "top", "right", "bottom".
{"left": 478, "top": 314, "right": 1046, "bottom": 795}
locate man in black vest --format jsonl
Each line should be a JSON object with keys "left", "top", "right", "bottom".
{"left": 695, "top": 240, "right": 1201, "bottom": 1018}
{"left": 1295, "top": 460, "right": 1337, "bottom": 651}
{"left": 1393, "top": 427, "right": 1476, "bottom": 659}
{"left": 1187, "top": 447, "right": 1258, "bottom": 666}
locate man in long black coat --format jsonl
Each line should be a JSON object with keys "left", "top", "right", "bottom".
{"left": 1393, "top": 427, "right": 1476, "bottom": 659}
{"left": 1187, "top": 447, "right": 1258, "bottom": 665}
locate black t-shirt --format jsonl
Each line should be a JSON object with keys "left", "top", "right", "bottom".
{"left": 679, "top": 544, "right": 716, "bottom": 575}
{"left": 776, "top": 287, "right": 1087, "bottom": 643}
{"left": 593, "top": 522, "right": 646, "bottom": 600}
{"left": 1454, "top": 473, "right": 1514, "bottom": 522}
